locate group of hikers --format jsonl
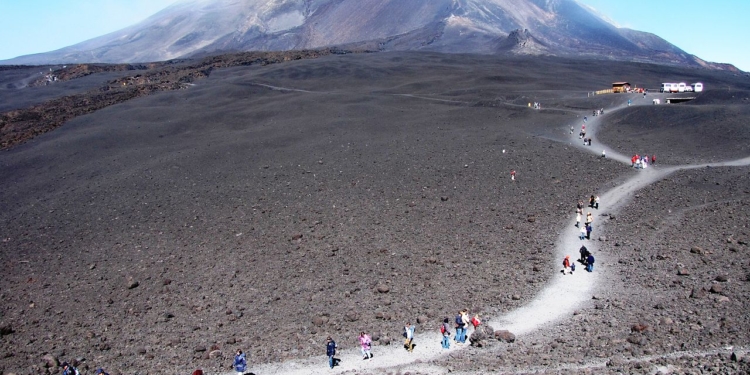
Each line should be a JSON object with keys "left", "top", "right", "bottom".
{"left": 562, "top": 246, "right": 595, "bottom": 274}
{"left": 575, "top": 196, "right": 598, "bottom": 240}
{"left": 631, "top": 154, "right": 655, "bottom": 169}
{"left": 566, "top": 196, "right": 599, "bottom": 274}
{"left": 324, "top": 310, "right": 481, "bottom": 369}
{"left": 61, "top": 363, "right": 108, "bottom": 375}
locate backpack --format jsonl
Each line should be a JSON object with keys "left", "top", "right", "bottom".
{"left": 440, "top": 324, "right": 446, "bottom": 334}
{"left": 471, "top": 316, "right": 481, "bottom": 327}
{"left": 455, "top": 315, "right": 463, "bottom": 326}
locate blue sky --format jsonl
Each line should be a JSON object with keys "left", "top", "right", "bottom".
{"left": 577, "top": 0, "right": 749, "bottom": 71}
{"left": 0, "top": 0, "right": 747, "bottom": 71}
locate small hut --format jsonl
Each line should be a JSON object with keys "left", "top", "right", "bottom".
{"left": 612, "top": 82, "right": 631, "bottom": 93}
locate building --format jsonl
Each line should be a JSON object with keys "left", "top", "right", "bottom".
{"left": 612, "top": 82, "right": 631, "bottom": 93}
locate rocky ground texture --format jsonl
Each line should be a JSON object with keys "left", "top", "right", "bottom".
{"left": 1, "top": 52, "right": 749, "bottom": 374}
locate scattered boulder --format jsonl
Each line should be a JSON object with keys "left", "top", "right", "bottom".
{"left": 344, "top": 311, "right": 360, "bottom": 322}
{"left": 376, "top": 284, "right": 390, "bottom": 293}
{"left": 469, "top": 329, "right": 487, "bottom": 347}
{"left": 312, "top": 316, "right": 329, "bottom": 326}
{"left": 0, "top": 323, "right": 13, "bottom": 336}
{"left": 494, "top": 330, "right": 516, "bottom": 343}
{"left": 709, "top": 284, "right": 723, "bottom": 294}
{"left": 715, "top": 275, "right": 728, "bottom": 282}
{"left": 677, "top": 268, "right": 690, "bottom": 276}
{"left": 209, "top": 350, "right": 223, "bottom": 359}
{"left": 291, "top": 234, "right": 303, "bottom": 241}
{"left": 194, "top": 346, "right": 207, "bottom": 353}
{"left": 527, "top": 216, "right": 536, "bottom": 223}
{"left": 626, "top": 334, "right": 646, "bottom": 345}
{"left": 511, "top": 294, "right": 521, "bottom": 300}
{"left": 126, "top": 277, "right": 139, "bottom": 290}
{"left": 631, "top": 323, "right": 649, "bottom": 333}
{"left": 659, "top": 317, "right": 673, "bottom": 325}
{"left": 440, "top": 196, "right": 449, "bottom": 202}
{"left": 690, "top": 287, "right": 707, "bottom": 299}
{"left": 416, "top": 315, "right": 428, "bottom": 324}
{"left": 690, "top": 246, "right": 704, "bottom": 255}
{"left": 41, "top": 354, "right": 58, "bottom": 368}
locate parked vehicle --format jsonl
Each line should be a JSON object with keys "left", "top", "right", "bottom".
{"left": 678, "top": 82, "right": 686, "bottom": 92}
{"left": 692, "top": 82, "right": 704, "bottom": 92}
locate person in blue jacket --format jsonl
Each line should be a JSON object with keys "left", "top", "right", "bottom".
{"left": 326, "top": 336, "right": 337, "bottom": 368}
{"left": 586, "top": 254, "right": 595, "bottom": 272}
{"left": 233, "top": 349, "right": 247, "bottom": 375}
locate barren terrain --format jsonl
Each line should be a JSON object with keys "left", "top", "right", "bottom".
{"left": 0, "top": 52, "right": 749, "bottom": 375}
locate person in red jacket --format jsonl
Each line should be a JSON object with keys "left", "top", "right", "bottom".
{"left": 651, "top": 155, "right": 656, "bottom": 164}
{"left": 562, "top": 255, "right": 572, "bottom": 274}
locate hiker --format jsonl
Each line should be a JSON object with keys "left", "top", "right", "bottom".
{"left": 586, "top": 254, "right": 595, "bottom": 272}
{"left": 576, "top": 200, "right": 584, "bottom": 214}
{"left": 471, "top": 314, "right": 482, "bottom": 330}
{"left": 359, "top": 331, "right": 373, "bottom": 360}
{"left": 579, "top": 245, "right": 590, "bottom": 263}
{"left": 441, "top": 318, "right": 451, "bottom": 349}
{"left": 587, "top": 138, "right": 592, "bottom": 146}
{"left": 192, "top": 370, "right": 204, "bottom": 375}
{"left": 461, "top": 309, "right": 472, "bottom": 337}
{"left": 570, "top": 125, "right": 574, "bottom": 134}
{"left": 62, "top": 363, "right": 80, "bottom": 375}
{"left": 453, "top": 312, "right": 464, "bottom": 344}
{"left": 95, "top": 369, "right": 110, "bottom": 375}
{"left": 585, "top": 212, "right": 593, "bottom": 226}
{"left": 403, "top": 322, "right": 415, "bottom": 352}
{"left": 583, "top": 137, "right": 587, "bottom": 145}
{"left": 233, "top": 349, "right": 247, "bottom": 375}
{"left": 601, "top": 149, "right": 606, "bottom": 158}
{"left": 589, "top": 195, "right": 595, "bottom": 208}
{"left": 510, "top": 170, "right": 516, "bottom": 181}
{"left": 594, "top": 196, "right": 600, "bottom": 209}
{"left": 631, "top": 155, "right": 637, "bottom": 167}
{"left": 62, "top": 362, "right": 81, "bottom": 375}
{"left": 579, "top": 225, "right": 586, "bottom": 240}
{"left": 583, "top": 116, "right": 587, "bottom": 123}
{"left": 628, "top": 99, "right": 631, "bottom": 106}
{"left": 326, "top": 336, "right": 337, "bottom": 369}
{"left": 586, "top": 223, "right": 592, "bottom": 240}
{"left": 562, "top": 255, "right": 572, "bottom": 274}
{"left": 651, "top": 154, "right": 656, "bottom": 164}
{"left": 575, "top": 211, "right": 581, "bottom": 227}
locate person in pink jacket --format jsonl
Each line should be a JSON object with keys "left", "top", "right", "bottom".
{"left": 359, "top": 331, "right": 373, "bottom": 360}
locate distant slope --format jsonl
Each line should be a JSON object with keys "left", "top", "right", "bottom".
{"left": 0, "top": 0, "right": 741, "bottom": 71}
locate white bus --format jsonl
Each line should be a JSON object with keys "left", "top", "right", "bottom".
{"left": 692, "top": 82, "right": 704, "bottom": 92}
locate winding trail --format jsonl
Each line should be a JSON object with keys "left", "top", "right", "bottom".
{"left": 237, "top": 88, "right": 750, "bottom": 375}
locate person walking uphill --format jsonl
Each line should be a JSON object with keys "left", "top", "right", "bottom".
{"left": 441, "top": 318, "right": 451, "bottom": 349}
{"left": 403, "top": 322, "right": 416, "bottom": 352}
{"left": 326, "top": 336, "right": 337, "bottom": 369}
{"left": 454, "top": 311, "right": 466, "bottom": 344}
{"left": 233, "top": 349, "right": 247, "bottom": 375}
{"left": 359, "top": 331, "right": 373, "bottom": 360}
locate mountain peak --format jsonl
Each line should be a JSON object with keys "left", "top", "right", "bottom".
{"left": 0, "top": 0, "right": 737, "bottom": 70}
